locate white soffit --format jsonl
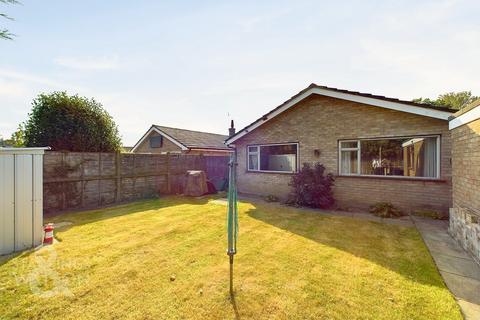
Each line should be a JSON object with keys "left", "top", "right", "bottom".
{"left": 449, "top": 106, "right": 480, "bottom": 130}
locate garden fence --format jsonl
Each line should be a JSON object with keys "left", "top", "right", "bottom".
{"left": 43, "top": 152, "right": 229, "bottom": 214}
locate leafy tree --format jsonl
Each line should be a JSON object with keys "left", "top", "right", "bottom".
{"left": 1, "top": 0, "right": 18, "bottom": 40}
{"left": 413, "top": 91, "right": 479, "bottom": 110}
{"left": 24, "top": 91, "right": 122, "bottom": 152}
{"left": 8, "top": 123, "right": 25, "bottom": 147}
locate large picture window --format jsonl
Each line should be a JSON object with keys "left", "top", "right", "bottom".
{"left": 339, "top": 136, "right": 440, "bottom": 178}
{"left": 247, "top": 143, "right": 298, "bottom": 173}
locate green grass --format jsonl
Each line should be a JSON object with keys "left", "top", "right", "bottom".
{"left": 0, "top": 196, "right": 462, "bottom": 319}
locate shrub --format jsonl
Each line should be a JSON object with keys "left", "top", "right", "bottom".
{"left": 287, "top": 163, "right": 335, "bottom": 209}
{"left": 370, "top": 202, "right": 404, "bottom": 218}
{"left": 24, "top": 91, "right": 121, "bottom": 152}
{"left": 413, "top": 210, "right": 448, "bottom": 220}
{"left": 264, "top": 195, "right": 279, "bottom": 202}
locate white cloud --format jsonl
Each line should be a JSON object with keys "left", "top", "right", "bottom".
{"left": 0, "top": 69, "right": 67, "bottom": 88}
{"left": 54, "top": 55, "right": 120, "bottom": 71}
{"left": 237, "top": 8, "right": 290, "bottom": 32}
{"left": 0, "top": 79, "right": 28, "bottom": 98}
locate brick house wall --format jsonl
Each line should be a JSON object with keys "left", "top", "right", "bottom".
{"left": 234, "top": 95, "right": 452, "bottom": 214}
{"left": 451, "top": 118, "right": 480, "bottom": 211}
{"left": 134, "top": 131, "right": 184, "bottom": 153}
{"left": 134, "top": 131, "right": 231, "bottom": 156}
{"left": 448, "top": 107, "right": 480, "bottom": 265}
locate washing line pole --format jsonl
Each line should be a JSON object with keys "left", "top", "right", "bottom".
{"left": 226, "top": 149, "right": 238, "bottom": 296}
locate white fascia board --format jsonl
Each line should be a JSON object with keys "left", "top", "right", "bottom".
{"left": 0, "top": 147, "right": 50, "bottom": 155}
{"left": 449, "top": 106, "right": 480, "bottom": 130}
{"left": 226, "top": 89, "right": 313, "bottom": 144}
{"left": 131, "top": 127, "right": 188, "bottom": 152}
{"left": 226, "top": 87, "right": 452, "bottom": 144}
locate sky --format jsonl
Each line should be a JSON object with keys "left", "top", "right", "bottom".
{"left": 1, "top": 0, "right": 479, "bottom": 146}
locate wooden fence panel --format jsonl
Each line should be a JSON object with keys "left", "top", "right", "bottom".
{"left": 43, "top": 152, "right": 229, "bottom": 214}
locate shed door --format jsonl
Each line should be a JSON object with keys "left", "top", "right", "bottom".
{"left": 32, "top": 154, "right": 44, "bottom": 247}
{"left": 15, "top": 154, "right": 34, "bottom": 251}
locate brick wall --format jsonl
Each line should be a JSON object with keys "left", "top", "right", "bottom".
{"left": 234, "top": 95, "right": 452, "bottom": 214}
{"left": 134, "top": 131, "right": 184, "bottom": 153}
{"left": 449, "top": 112, "right": 480, "bottom": 264}
{"left": 451, "top": 117, "right": 480, "bottom": 211}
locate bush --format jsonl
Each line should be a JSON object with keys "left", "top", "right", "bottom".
{"left": 413, "top": 210, "right": 448, "bottom": 220}
{"left": 24, "top": 91, "right": 121, "bottom": 152}
{"left": 287, "top": 163, "right": 335, "bottom": 209}
{"left": 264, "top": 195, "right": 279, "bottom": 202}
{"left": 369, "top": 202, "right": 404, "bottom": 218}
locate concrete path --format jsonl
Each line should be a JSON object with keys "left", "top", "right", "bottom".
{"left": 412, "top": 216, "right": 480, "bottom": 320}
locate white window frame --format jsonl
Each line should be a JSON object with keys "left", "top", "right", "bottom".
{"left": 338, "top": 135, "right": 441, "bottom": 179}
{"left": 247, "top": 142, "right": 299, "bottom": 173}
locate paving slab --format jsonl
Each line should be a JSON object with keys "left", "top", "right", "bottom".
{"left": 419, "top": 228, "right": 459, "bottom": 243}
{"left": 433, "top": 255, "right": 480, "bottom": 281}
{"left": 413, "top": 217, "right": 480, "bottom": 320}
{"left": 423, "top": 237, "right": 473, "bottom": 260}
{"left": 440, "top": 271, "right": 480, "bottom": 305}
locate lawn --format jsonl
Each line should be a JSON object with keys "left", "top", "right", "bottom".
{"left": 0, "top": 196, "right": 462, "bottom": 320}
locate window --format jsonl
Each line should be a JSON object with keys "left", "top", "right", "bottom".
{"left": 339, "top": 136, "right": 440, "bottom": 178}
{"left": 149, "top": 135, "right": 163, "bottom": 148}
{"left": 247, "top": 143, "right": 298, "bottom": 173}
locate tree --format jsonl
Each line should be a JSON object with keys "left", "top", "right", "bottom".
{"left": 1, "top": 0, "right": 18, "bottom": 40}
{"left": 9, "top": 123, "right": 25, "bottom": 147}
{"left": 24, "top": 91, "right": 122, "bottom": 152}
{"left": 413, "top": 91, "right": 479, "bottom": 110}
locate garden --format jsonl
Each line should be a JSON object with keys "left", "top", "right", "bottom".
{"left": 0, "top": 196, "right": 462, "bottom": 320}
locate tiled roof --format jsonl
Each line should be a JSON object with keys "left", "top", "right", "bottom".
{"left": 308, "top": 84, "right": 457, "bottom": 112}
{"left": 226, "top": 83, "right": 456, "bottom": 143}
{"left": 450, "top": 99, "right": 480, "bottom": 119}
{"left": 153, "top": 125, "right": 230, "bottom": 150}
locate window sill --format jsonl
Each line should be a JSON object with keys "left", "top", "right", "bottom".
{"left": 335, "top": 175, "right": 448, "bottom": 183}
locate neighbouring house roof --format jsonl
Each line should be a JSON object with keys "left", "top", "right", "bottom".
{"left": 225, "top": 83, "right": 456, "bottom": 145}
{"left": 449, "top": 99, "right": 480, "bottom": 130}
{"left": 131, "top": 125, "right": 230, "bottom": 152}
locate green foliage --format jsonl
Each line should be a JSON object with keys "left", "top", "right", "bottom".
{"left": 264, "top": 195, "right": 279, "bottom": 202}
{"left": 287, "top": 163, "right": 335, "bottom": 209}
{"left": 0, "top": 0, "right": 18, "bottom": 40}
{"left": 413, "top": 91, "right": 479, "bottom": 110}
{"left": 370, "top": 202, "right": 404, "bottom": 218}
{"left": 24, "top": 91, "right": 122, "bottom": 152}
{"left": 0, "top": 124, "right": 24, "bottom": 147}
{"left": 8, "top": 123, "right": 25, "bottom": 147}
{"left": 413, "top": 210, "right": 448, "bottom": 220}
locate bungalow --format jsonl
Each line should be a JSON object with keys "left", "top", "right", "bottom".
{"left": 131, "top": 125, "right": 232, "bottom": 156}
{"left": 226, "top": 84, "right": 456, "bottom": 214}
